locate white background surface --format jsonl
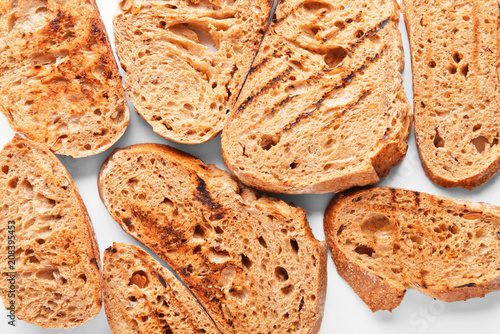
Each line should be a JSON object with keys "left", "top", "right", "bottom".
{"left": 2, "top": 1, "right": 500, "bottom": 333}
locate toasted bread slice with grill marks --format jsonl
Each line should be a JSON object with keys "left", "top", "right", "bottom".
{"left": 98, "top": 143, "right": 327, "bottom": 334}
{"left": 324, "top": 187, "right": 500, "bottom": 312}
{"left": 103, "top": 242, "right": 221, "bottom": 334}
{"left": 0, "top": 135, "right": 102, "bottom": 328}
{"left": 221, "top": 0, "right": 412, "bottom": 194}
{"left": 0, "top": 0, "right": 129, "bottom": 158}
{"left": 402, "top": 0, "right": 500, "bottom": 189}
{"left": 113, "top": 0, "right": 271, "bottom": 144}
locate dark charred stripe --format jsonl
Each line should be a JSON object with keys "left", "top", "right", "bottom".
{"left": 91, "top": 257, "right": 100, "bottom": 271}
{"left": 195, "top": 176, "right": 222, "bottom": 211}
{"left": 323, "top": 89, "right": 370, "bottom": 129}
{"left": 235, "top": 66, "right": 294, "bottom": 115}
{"left": 273, "top": 3, "right": 303, "bottom": 26}
{"left": 456, "top": 283, "right": 476, "bottom": 288}
{"left": 414, "top": 191, "right": 420, "bottom": 206}
{"left": 284, "top": 82, "right": 344, "bottom": 131}
{"left": 347, "top": 17, "right": 391, "bottom": 54}
{"left": 158, "top": 274, "right": 167, "bottom": 288}
{"left": 249, "top": 57, "right": 270, "bottom": 75}
{"left": 342, "top": 50, "right": 383, "bottom": 84}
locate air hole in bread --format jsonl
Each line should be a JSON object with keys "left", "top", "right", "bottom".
{"left": 84, "top": 144, "right": 92, "bottom": 150}
{"left": 453, "top": 52, "right": 462, "bottom": 63}
{"left": 78, "top": 273, "right": 87, "bottom": 283}
{"left": 472, "top": 124, "right": 482, "bottom": 132}
{"left": 290, "top": 239, "right": 299, "bottom": 253}
{"left": 463, "top": 15, "right": 471, "bottom": 21}
{"left": 129, "top": 271, "right": 148, "bottom": 288}
{"left": 460, "top": 64, "right": 469, "bottom": 78}
{"left": 8, "top": 176, "right": 18, "bottom": 188}
{"left": 448, "top": 65, "right": 457, "bottom": 74}
{"left": 433, "top": 129, "right": 445, "bottom": 148}
{"left": 281, "top": 284, "right": 294, "bottom": 295}
{"left": 391, "top": 267, "right": 401, "bottom": 274}
{"left": 260, "top": 134, "right": 280, "bottom": 151}
{"left": 36, "top": 268, "right": 59, "bottom": 280}
{"left": 354, "top": 245, "right": 374, "bottom": 257}
{"left": 35, "top": 238, "right": 45, "bottom": 244}
{"left": 275, "top": 266, "right": 289, "bottom": 282}
{"left": 471, "top": 136, "right": 488, "bottom": 153}
{"left": 128, "top": 296, "right": 137, "bottom": 302}
{"left": 303, "top": 0, "right": 332, "bottom": 13}
{"left": 208, "top": 247, "right": 231, "bottom": 263}
{"left": 324, "top": 47, "right": 348, "bottom": 68}
{"left": 111, "top": 106, "right": 126, "bottom": 123}
{"left": 215, "top": 226, "right": 223, "bottom": 234}
{"left": 26, "top": 255, "right": 40, "bottom": 264}
{"left": 476, "top": 228, "right": 488, "bottom": 240}
{"left": 290, "top": 161, "right": 298, "bottom": 169}
{"left": 334, "top": 21, "right": 345, "bottom": 29}
{"left": 241, "top": 254, "right": 252, "bottom": 269}
{"left": 122, "top": 217, "right": 134, "bottom": 232}
{"left": 361, "top": 213, "right": 394, "bottom": 235}
{"left": 1, "top": 165, "right": 9, "bottom": 174}
{"left": 409, "top": 234, "right": 423, "bottom": 245}
{"left": 428, "top": 60, "right": 436, "bottom": 68}
{"left": 229, "top": 285, "right": 247, "bottom": 299}
{"left": 193, "top": 224, "right": 206, "bottom": 239}
{"left": 355, "top": 30, "right": 364, "bottom": 38}
{"left": 258, "top": 236, "right": 267, "bottom": 248}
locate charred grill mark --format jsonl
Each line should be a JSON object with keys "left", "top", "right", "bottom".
{"left": 414, "top": 191, "right": 420, "bottom": 206}
{"left": 91, "top": 257, "right": 99, "bottom": 271}
{"left": 272, "top": 3, "right": 303, "bottom": 26}
{"left": 195, "top": 176, "right": 222, "bottom": 211}
{"left": 284, "top": 84, "right": 342, "bottom": 131}
{"left": 347, "top": 17, "right": 391, "bottom": 54}
{"left": 323, "top": 89, "right": 370, "bottom": 129}
{"left": 235, "top": 66, "right": 294, "bottom": 115}
{"left": 456, "top": 283, "right": 476, "bottom": 288}
{"left": 105, "top": 246, "right": 117, "bottom": 253}
{"left": 50, "top": 10, "right": 63, "bottom": 32}
{"left": 158, "top": 274, "right": 167, "bottom": 288}
{"left": 249, "top": 57, "right": 270, "bottom": 75}
{"left": 91, "top": 22, "right": 100, "bottom": 36}
{"left": 342, "top": 50, "right": 382, "bottom": 84}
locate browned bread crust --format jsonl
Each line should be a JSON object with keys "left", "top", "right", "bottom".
{"left": 98, "top": 143, "right": 327, "bottom": 333}
{"left": 103, "top": 242, "right": 221, "bottom": 334}
{"left": 324, "top": 187, "right": 500, "bottom": 312}
{"left": 0, "top": 135, "right": 102, "bottom": 327}
{"left": 0, "top": 0, "right": 129, "bottom": 158}
{"left": 113, "top": 0, "right": 271, "bottom": 144}
{"left": 402, "top": 0, "right": 500, "bottom": 189}
{"left": 221, "top": 0, "right": 412, "bottom": 194}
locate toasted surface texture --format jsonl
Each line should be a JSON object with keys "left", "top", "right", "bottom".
{"left": 113, "top": 0, "right": 271, "bottom": 144}
{"left": 221, "top": 0, "right": 412, "bottom": 194}
{"left": 0, "top": 135, "right": 102, "bottom": 328}
{"left": 103, "top": 242, "right": 221, "bottom": 334}
{"left": 402, "top": 0, "right": 500, "bottom": 189}
{"left": 0, "top": 0, "right": 129, "bottom": 158}
{"left": 98, "top": 143, "right": 327, "bottom": 333}
{"left": 324, "top": 187, "right": 500, "bottom": 312}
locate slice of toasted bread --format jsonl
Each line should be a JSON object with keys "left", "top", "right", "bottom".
{"left": 0, "top": 0, "right": 129, "bottom": 158}
{"left": 324, "top": 187, "right": 500, "bottom": 312}
{"left": 402, "top": 0, "right": 500, "bottom": 189}
{"left": 98, "top": 143, "right": 327, "bottom": 333}
{"left": 221, "top": 0, "right": 412, "bottom": 194}
{"left": 0, "top": 135, "right": 102, "bottom": 328}
{"left": 103, "top": 242, "right": 221, "bottom": 334}
{"left": 113, "top": 0, "right": 271, "bottom": 144}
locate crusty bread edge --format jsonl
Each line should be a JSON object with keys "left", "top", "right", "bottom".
{"left": 98, "top": 142, "right": 328, "bottom": 332}
{"left": 400, "top": 0, "right": 500, "bottom": 190}
{"left": 324, "top": 189, "right": 405, "bottom": 312}
{"left": 324, "top": 186, "right": 500, "bottom": 311}
{"left": 7, "top": 134, "right": 103, "bottom": 327}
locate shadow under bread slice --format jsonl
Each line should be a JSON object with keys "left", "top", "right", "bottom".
{"left": 98, "top": 143, "right": 327, "bottom": 334}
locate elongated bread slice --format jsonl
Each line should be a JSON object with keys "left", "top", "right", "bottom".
{"left": 103, "top": 242, "right": 221, "bottom": 334}
{"left": 324, "top": 187, "right": 500, "bottom": 312}
{"left": 0, "top": 135, "right": 102, "bottom": 327}
{"left": 221, "top": 0, "right": 412, "bottom": 194}
{"left": 113, "top": 0, "right": 271, "bottom": 144}
{"left": 402, "top": 0, "right": 500, "bottom": 188}
{"left": 98, "top": 143, "right": 327, "bottom": 334}
{"left": 0, "top": 0, "right": 129, "bottom": 158}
